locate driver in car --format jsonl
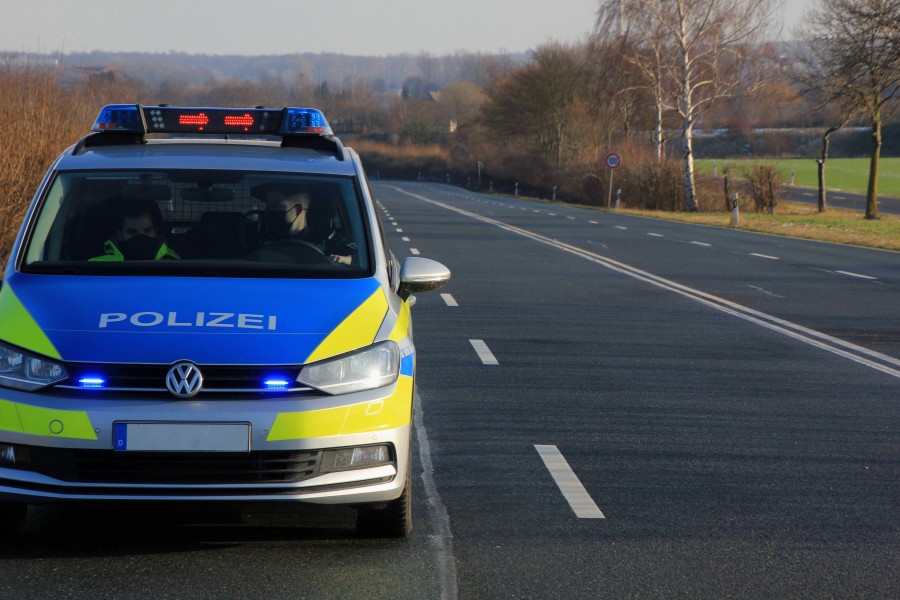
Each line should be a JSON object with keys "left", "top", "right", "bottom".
{"left": 264, "top": 184, "right": 354, "bottom": 265}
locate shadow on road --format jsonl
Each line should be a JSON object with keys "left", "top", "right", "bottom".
{"left": 0, "top": 502, "right": 377, "bottom": 559}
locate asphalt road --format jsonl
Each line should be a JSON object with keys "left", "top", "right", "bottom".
{"left": 2, "top": 181, "right": 898, "bottom": 599}
{"left": 785, "top": 185, "right": 900, "bottom": 215}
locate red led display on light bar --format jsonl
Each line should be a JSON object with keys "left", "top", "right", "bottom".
{"left": 179, "top": 113, "right": 210, "bottom": 126}
{"left": 224, "top": 114, "right": 254, "bottom": 127}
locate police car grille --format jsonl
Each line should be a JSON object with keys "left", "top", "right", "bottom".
{"left": 62, "top": 364, "right": 303, "bottom": 393}
{"left": 33, "top": 448, "right": 322, "bottom": 484}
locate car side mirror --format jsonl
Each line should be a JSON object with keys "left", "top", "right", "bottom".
{"left": 398, "top": 257, "right": 450, "bottom": 300}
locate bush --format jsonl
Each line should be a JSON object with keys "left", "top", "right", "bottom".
{"left": 743, "top": 163, "right": 784, "bottom": 213}
{"left": 618, "top": 159, "right": 685, "bottom": 211}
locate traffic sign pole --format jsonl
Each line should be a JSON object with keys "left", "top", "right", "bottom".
{"left": 607, "top": 170, "right": 614, "bottom": 208}
{"left": 605, "top": 153, "right": 621, "bottom": 208}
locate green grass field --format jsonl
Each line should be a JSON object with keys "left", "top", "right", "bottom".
{"left": 695, "top": 157, "right": 900, "bottom": 198}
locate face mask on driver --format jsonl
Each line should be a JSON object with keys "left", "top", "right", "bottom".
{"left": 119, "top": 234, "right": 164, "bottom": 260}
{"left": 263, "top": 204, "right": 305, "bottom": 239}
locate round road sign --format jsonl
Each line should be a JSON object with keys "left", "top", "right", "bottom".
{"left": 606, "top": 153, "right": 621, "bottom": 169}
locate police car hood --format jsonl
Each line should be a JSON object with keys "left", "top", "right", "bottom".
{"left": 1, "top": 275, "right": 388, "bottom": 365}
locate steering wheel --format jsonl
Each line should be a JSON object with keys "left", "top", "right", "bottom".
{"left": 243, "top": 239, "right": 335, "bottom": 265}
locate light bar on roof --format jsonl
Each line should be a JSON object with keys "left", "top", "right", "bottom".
{"left": 90, "top": 105, "right": 334, "bottom": 136}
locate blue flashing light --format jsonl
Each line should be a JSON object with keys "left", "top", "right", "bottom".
{"left": 263, "top": 378, "right": 291, "bottom": 391}
{"left": 281, "top": 108, "right": 332, "bottom": 136}
{"left": 78, "top": 376, "right": 106, "bottom": 389}
{"left": 91, "top": 104, "right": 144, "bottom": 133}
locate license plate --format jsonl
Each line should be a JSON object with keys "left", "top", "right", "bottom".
{"left": 113, "top": 422, "right": 250, "bottom": 452}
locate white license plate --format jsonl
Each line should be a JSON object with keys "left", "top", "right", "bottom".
{"left": 113, "top": 422, "right": 250, "bottom": 452}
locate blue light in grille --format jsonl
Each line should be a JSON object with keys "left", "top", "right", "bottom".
{"left": 263, "top": 378, "right": 290, "bottom": 391}
{"left": 78, "top": 376, "right": 106, "bottom": 389}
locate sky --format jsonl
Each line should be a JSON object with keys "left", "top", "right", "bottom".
{"left": 1, "top": 0, "right": 815, "bottom": 57}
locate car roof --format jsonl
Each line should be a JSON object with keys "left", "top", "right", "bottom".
{"left": 56, "top": 138, "right": 358, "bottom": 176}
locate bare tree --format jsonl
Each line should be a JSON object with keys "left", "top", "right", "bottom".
{"left": 435, "top": 81, "right": 486, "bottom": 130}
{"left": 798, "top": 0, "right": 900, "bottom": 220}
{"left": 596, "top": 0, "right": 673, "bottom": 162}
{"left": 602, "top": 0, "right": 778, "bottom": 211}
{"left": 481, "top": 44, "right": 587, "bottom": 170}
{"left": 816, "top": 121, "right": 846, "bottom": 212}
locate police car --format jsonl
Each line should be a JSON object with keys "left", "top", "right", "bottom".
{"left": 0, "top": 105, "right": 450, "bottom": 537}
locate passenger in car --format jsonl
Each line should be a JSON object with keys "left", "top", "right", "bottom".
{"left": 90, "top": 197, "right": 181, "bottom": 261}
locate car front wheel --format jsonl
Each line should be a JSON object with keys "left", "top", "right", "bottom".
{"left": 356, "top": 466, "right": 412, "bottom": 538}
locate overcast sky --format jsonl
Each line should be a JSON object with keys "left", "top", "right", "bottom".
{"left": 2, "top": 0, "right": 815, "bottom": 57}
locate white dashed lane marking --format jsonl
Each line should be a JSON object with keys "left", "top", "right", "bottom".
{"left": 469, "top": 339, "right": 499, "bottom": 366}
{"left": 750, "top": 253, "right": 780, "bottom": 260}
{"left": 837, "top": 270, "right": 878, "bottom": 280}
{"left": 534, "top": 445, "right": 605, "bottom": 519}
{"left": 441, "top": 293, "right": 458, "bottom": 307}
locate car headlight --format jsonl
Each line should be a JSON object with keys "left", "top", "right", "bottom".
{"left": 297, "top": 341, "right": 400, "bottom": 395}
{"left": 0, "top": 341, "right": 68, "bottom": 391}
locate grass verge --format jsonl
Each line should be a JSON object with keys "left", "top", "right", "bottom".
{"left": 614, "top": 201, "right": 900, "bottom": 252}
{"left": 694, "top": 157, "right": 900, "bottom": 199}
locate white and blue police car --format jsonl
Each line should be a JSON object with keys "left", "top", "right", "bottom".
{"left": 0, "top": 105, "right": 450, "bottom": 537}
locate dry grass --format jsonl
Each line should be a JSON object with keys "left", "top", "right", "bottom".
{"left": 351, "top": 140, "right": 450, "bottom": 160}
{"left": 0, "top": 59, "right": 142, "bottom": 259}
{"left": 616, "top": 201, "right": 900, "bottom": 252}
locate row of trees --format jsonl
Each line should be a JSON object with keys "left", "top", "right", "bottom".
{"left": 587, "top": 0, "right": 900, "bottom": 219}
{"left": 798, "top": 0, "right": 900, "bottom": 219}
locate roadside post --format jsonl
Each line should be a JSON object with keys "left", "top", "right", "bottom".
{"left": 615, "top": 188, "right": 621, "bottom": 209}
{"left": 515, "top": 182, "right": 519, "bottom": 198}
{"left": 606, "top": 152, "right": 621, "bottom": 208}
{"left": 552, "top": 185, "right": 557, "bottom": 202}
{"left": 732, "top": 192, "right": 740, "bottom": 225}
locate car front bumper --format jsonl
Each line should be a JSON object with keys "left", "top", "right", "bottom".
{"left": 0, "top": 375, "right": 413, "bottom": 506}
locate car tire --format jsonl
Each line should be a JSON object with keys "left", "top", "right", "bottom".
{"left": 0, "top": 502, "right": 27, "bottom": 536}
{"left": 356, "top": 463, "right": 412, "bottom": 538}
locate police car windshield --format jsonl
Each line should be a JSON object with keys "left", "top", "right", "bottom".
{"left": 22, "top": 170, "right": 371, "bottom": 278}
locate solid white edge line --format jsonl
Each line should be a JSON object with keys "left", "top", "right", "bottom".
{"left": 469, "top": 339, "right": 499, "bottom": 365}
{"left": 441, "top": 293, "right": 458, "bottom": 307}
{"left": 415, "top": 392, "right": 459, "bottom": 600}
{"left": 534, "top": 445, "right": 605, "bottom": 519}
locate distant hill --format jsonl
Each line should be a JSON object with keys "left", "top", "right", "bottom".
{"left": 11, "top": 50, "right": 528, "bottom": 91}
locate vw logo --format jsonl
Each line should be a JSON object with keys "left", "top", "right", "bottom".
{"left": 165, "top": 362, "right": 204, "bottom": 398}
